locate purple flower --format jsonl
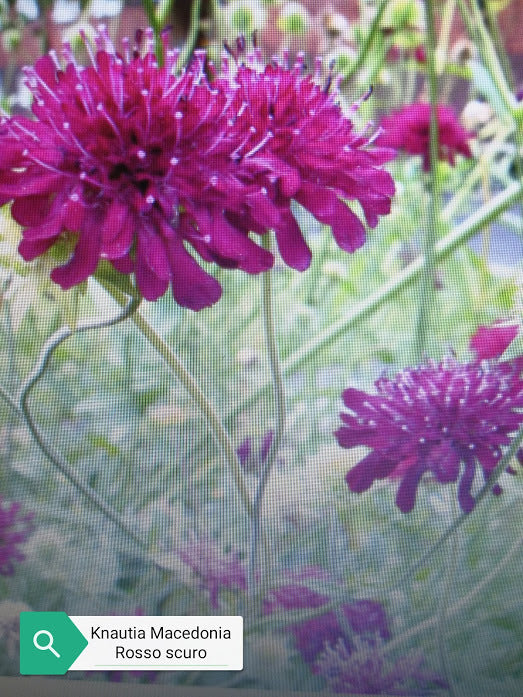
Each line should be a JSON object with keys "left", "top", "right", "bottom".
{"left": 378, "top": 103, "right": 474, "bottom": 171}
{"left": 0, "top": 495, "right": 34, "bottom": 575}
{"left": 176, "top": 540, "right": 246, "bottom": 609}
{"left": 263, "top": 574, "right": 390, "bottom": 665}
{"left": 469, "top": 321, "right": 519, "bottom": 360}
{"left": 216, "top": 51, "right": 396, "bottom": 271}
{"left": 290, "top": 599, "right": 391, "bottom": 666}
{"left": 0, "top": 28, "right": 274, "bottom": 309}
{"left": 314, "top": 637, "right": 446, "bottom": 695}
{"left": 335, "top": 354, "right": 523, "bottom": 514}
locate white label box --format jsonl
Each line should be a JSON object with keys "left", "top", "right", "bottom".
{"left": 68, "top": 616, "right": 243, "bottom": 671}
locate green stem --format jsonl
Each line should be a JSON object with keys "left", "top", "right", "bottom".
{"left": 248, "top": 238, "right": 286, "bottom": 600}
{"left": 142, "top": 0, "right": 161, "bottom": 39}
{"left": 176, "top": 0, "right": 203, "bottom": 70}
{"left": 226, "top": 182, "right": 523, "bottom": 423}
{"left": 156, "top": 0, "right": 177, "bottom": 30}
{"left": 0, "top": 300, "right": 169, "bottom": 572}
{"left": 436, "top": 497, "right": 460, "bottom": 697}
{"left": 97, "top": 278, "right": 253, "bottom": 518}
{"left": 414, "top": 0, "right": 440, "bottom": 360}
{"left": 343, "top": 0, "right": 388, "bottom": 83}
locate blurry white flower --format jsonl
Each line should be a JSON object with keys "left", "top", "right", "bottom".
{"left": 16, "top": 0, "right": 38, "bottom": 20}
{"left": 52, "top": 0, "right": 81, "bottom": 24}
{"left": 89, "top": 0, "right": 123, "bottom": 19}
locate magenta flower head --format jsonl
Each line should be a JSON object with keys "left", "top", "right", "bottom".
{"left": 0, "top": 27, "right": 276, "bottom": 309}
{"left": 176, "top": 540, "right": 246, "bottom": 609}
{"left": 378, "top": 103, "right": 474, "bottom": 171}
{"left": 314, "top": 637, "right": 446, "bottom": 695}
{"left": 335, "top": 350, "right": 523, "bottom": 514}
{"left": 0, "top": 29, "right": 395, "bottom": 304}
{"left": 217, "top": 47, "right": 396, "bottom": 270}
{"left": 0, "top": 495, "right": 34, "bottom": 575}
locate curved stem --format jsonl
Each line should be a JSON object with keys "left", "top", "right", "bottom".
{"left": 415, "top": 0, "right": 440, "bottom": 360}
{"left": 0, "top": 299, "right": 169, "bottom": 572}
{"left": 247, "top": 237, "right": 286, "bottom": 600}
{"left": 96, "top": 278, "right": 253, "bottom": 518}
{"left": 18, "top": 297, "right": 140, "bottom": 408}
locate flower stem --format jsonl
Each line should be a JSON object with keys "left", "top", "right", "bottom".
{"left": 436, "top": 497, "right": 460, "bottom": 697}
{"left": 344, "top": 0, "right": 388, "bottom": 83}
{"left": 248, "top": 237, "right": 286, "bottom": 601}
{"left": 226, "top": 181, "right": 523, "bottom": 423}
{"left": 383, "top": 522, "right": 523, "bottom": 656}
{"left": 415, "top": 0, "right": 440, "bottom": 360}
{"left": 0, "top": 298, "right": 170, "bottom": 572}
{"left": 96, "top": 278, "right": 253, "bottom": 518}
{"left": 456, "top": 0, "right": 517, "bottom": 118}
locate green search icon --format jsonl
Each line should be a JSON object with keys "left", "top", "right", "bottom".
{"left": 20, "top": 612, "right": 88, "bottom": 675}
{"left": 33, "top": 630, "right": 61, "bottom": 658}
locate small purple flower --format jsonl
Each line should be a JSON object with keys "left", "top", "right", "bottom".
{"left": 176, "top": 540, "right": 246, "bottom": 609}
{"left": 378, "top": 103, "right": 474, "bottom": 171}
{"left": 469, "top": 321, "right": 519, "bottom": 360}
{"left": 335, "top": 354, "right": 523, "bottom": 514}
{"left": 0, "top": 495, "right": 34, "bottom": 575}
{"left": 314, "top": 637, "right": 446, "bottom": 695}
{"left": 263, "top": 575, "right": 390, "bottom": 665}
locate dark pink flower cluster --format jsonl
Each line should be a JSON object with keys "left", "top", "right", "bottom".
{"left": 0, "top": 495, "right": 34, "bottom": 575}
{"left": 378, "top": 103, "right": 474, "bottom": 171}
{"left": 176, "top": 540, "right": 246, "bottom": 609}
{"left": 314, "top": 637, "right": 446, "bottom": 695}
{"left": 263, "top": 569, "right": 445, "bottom": 692}
{"left": 0, "top": 28, "right": 395, "bottom": 309}
{"left": 335, "top": 335, "right": 523, "bottom": 513}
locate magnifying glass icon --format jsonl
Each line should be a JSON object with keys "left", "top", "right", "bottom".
{"left": 33, "top": 630, "right": 61, "bottom": 658}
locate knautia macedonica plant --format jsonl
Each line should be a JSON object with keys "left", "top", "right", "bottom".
{"left": 0, "top": 27, "right": 394, "bottom": 308}
{"left": 335, "top": 325, "right": 523, "bottom": 513}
